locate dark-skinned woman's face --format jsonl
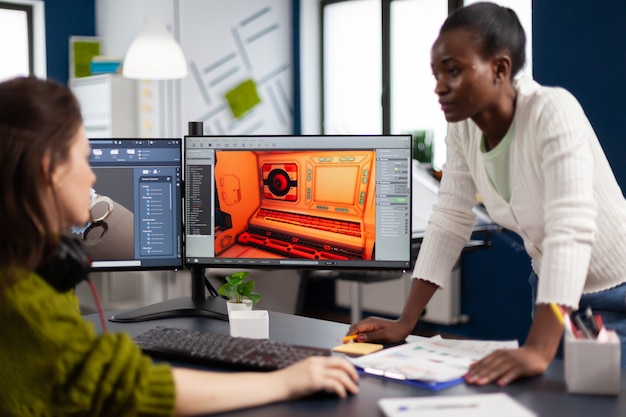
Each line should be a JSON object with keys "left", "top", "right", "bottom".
{"left": 430, "top": 28, "right": 498, "bottom": 123}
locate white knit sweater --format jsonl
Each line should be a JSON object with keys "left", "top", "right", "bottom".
{"left": 412, "top": 76, "right": 626, "bottom": 309}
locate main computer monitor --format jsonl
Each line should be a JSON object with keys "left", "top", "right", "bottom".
{"left": 184, "top": 135, "right": 413, "bottom": 271}
{"left": 74, "top": 138, "right": 184, "bottom": 271}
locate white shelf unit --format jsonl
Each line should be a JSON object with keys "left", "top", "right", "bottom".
{"left": 69, "top": 73, "right": 137, "bottom": 138}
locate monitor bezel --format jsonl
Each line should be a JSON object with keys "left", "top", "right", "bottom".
{"left": 85, "top": 137, "right": 184, "bottom": 272}
{"left": 182, "top": 134, "right": 413, "bottom": 271}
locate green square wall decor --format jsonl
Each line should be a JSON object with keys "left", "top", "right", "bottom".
{"left": 225, "top": 79, "right": 261, "bottom": 119}
{"left": 69, "top": 36, "right": 102, "bottom": 79}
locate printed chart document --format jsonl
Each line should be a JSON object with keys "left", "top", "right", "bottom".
{"left": 349, "top": 335, "right": 518, "bottom": 390}
{"left": 378, "top": 393, "right": 536, "bottom": 417}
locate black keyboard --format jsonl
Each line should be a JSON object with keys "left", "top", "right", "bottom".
{"left": 133, "top": 326, "right": 331, "bottom": 371}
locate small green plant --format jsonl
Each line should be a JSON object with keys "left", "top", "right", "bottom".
{"left": 218, "top": 271, "right": 261, "bottom": 303}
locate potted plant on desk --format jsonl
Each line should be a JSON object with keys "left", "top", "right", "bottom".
{"left": 218, "top": 271, "right": 262, "bottom": 316}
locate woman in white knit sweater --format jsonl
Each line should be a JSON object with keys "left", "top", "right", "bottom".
{"left": 347, "top": 2, "right": 626, "bottom": 386}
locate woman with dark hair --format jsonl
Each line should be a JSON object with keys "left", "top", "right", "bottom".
{"left": 348, "top": 1, "right": 626, "bottom": 386}
{"left": 0, "top": 76, "right": 358, "bottom": 416}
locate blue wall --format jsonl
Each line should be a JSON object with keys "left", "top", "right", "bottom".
{"left": 533, "top": 1, "right": 626, "bottom": 188}
{"left": 43, "top": 0, "right": 95, "bottom": 84}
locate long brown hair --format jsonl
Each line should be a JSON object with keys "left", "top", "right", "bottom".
{"left": 0, "top": 77, "right": 83, "bottom": 274}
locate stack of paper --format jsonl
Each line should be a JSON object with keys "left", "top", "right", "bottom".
{"left": 349, "top": 335, "right": 518, "bottom": 390}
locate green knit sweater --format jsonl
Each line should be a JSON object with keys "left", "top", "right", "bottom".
{"left": 0, "top": 270, "right": 175, "bottom": 416}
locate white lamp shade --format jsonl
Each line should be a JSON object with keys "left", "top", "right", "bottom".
{"left": 122, "top": 15, "right": 188, "bottom": 80}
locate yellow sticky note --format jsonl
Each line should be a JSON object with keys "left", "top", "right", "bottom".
{"left": 332, "top": 342, "right": 383, "bottom": 356}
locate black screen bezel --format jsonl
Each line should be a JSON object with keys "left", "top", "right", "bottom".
{"left": 85, "top": 138, "right": 184, "bottom": 272}
{"left": 182, "top": 134, "right": 413, "bottom": 271}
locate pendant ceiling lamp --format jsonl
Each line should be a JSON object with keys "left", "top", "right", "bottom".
{"left": 122, "top": 14, "right": 187, "bottom": 80}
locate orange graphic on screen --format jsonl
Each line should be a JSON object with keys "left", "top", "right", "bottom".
{"left": 213, "top": 150, "right": 376, "bottom": 261}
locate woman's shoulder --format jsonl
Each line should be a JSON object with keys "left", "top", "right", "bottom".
{"left": 0, "top": 268, "right": 47, "bottom": 297}
{"left": 0, "top": 269, "right": 83, "bottom": 324}
{"left": 516, "top": 75, "right": 582, "bottom": 110}
{"left": 515, "top": 75, "right": 587, "bottom": 123}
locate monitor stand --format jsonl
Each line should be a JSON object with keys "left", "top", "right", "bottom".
{"left": 108, "top": 267, "right": 228, "bottom": 323}
{"left": 110, "top": 121, "right": 230, "bottom": 324}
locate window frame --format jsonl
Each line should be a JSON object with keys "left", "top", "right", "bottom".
{"left": 0, "top": 0, "right": 46, "bottom": 81}
{"left": 320, "top": 0, "right": 461, "bottom": 136}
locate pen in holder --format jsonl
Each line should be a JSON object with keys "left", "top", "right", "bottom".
{"left": 563, "top": 312, "right": 621, "bottom": 395}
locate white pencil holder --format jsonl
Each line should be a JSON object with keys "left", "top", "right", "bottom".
{"left": 564, "top": 330, "right": 620, "bottom": 395}
{"left": 229, "top": 309, "right": 269, "bottom": 339}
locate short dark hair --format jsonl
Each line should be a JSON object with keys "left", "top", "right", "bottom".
{"left": 441, "top": 2, "right": 526, "bottom": 77}
{"left": 0, "top": 76, "right": 83, "bottom": 272}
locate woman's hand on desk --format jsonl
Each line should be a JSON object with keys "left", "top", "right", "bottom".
{"left": 276, "top": 356, "right": 360, "bottom": 399}
{"left": 346, "top": 316, "right": 413, "bottom": 344}
{"left": 465, "top": 304, "right": 561, "bottom": 386}
{"left": 464, "top": 346, "right": 550, "bottom": 386}
{"left": 172, "top": 356, "right": 359, "bottom": 415}
{"left": 346, "top": 279, "right": 437, "bottom": 344}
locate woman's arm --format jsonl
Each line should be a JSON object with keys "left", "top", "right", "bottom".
{"left": 346, "top": 278, "right": 439, "bottom": 343}
{"left": 172, "top": 356, "right": 359, "bottom": 416}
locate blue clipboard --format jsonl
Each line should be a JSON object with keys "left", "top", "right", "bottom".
{"left": 356, "top": 367, "right": 465, "bottom": 391}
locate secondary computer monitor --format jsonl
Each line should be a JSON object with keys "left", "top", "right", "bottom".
{"left": 72, "top": 138, "right": 184, "bottom": 271}
{"left": 184, "top": 135, "right": 413, "bottom": 270}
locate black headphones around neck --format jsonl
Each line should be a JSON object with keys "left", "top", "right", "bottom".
{"left": 36, "top": 235, "right": 92, "bottom": 293}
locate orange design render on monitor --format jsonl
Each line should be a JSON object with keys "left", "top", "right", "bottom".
{"left": 213, "top": 150, "right": 377, "bottom": 261}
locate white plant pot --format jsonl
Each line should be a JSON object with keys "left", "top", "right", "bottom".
{"left": 226, "top": 299, "right": 253, "bottom": 317}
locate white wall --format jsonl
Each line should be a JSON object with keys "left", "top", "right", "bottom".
{"left": 95, "top": 0, "right": 177, "bottom": 57}
{"left": 179, "top": 0, "right": 293, "bottom": 136}
{"left": 96, "top": 0, "right": 293, "bottom": 138}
